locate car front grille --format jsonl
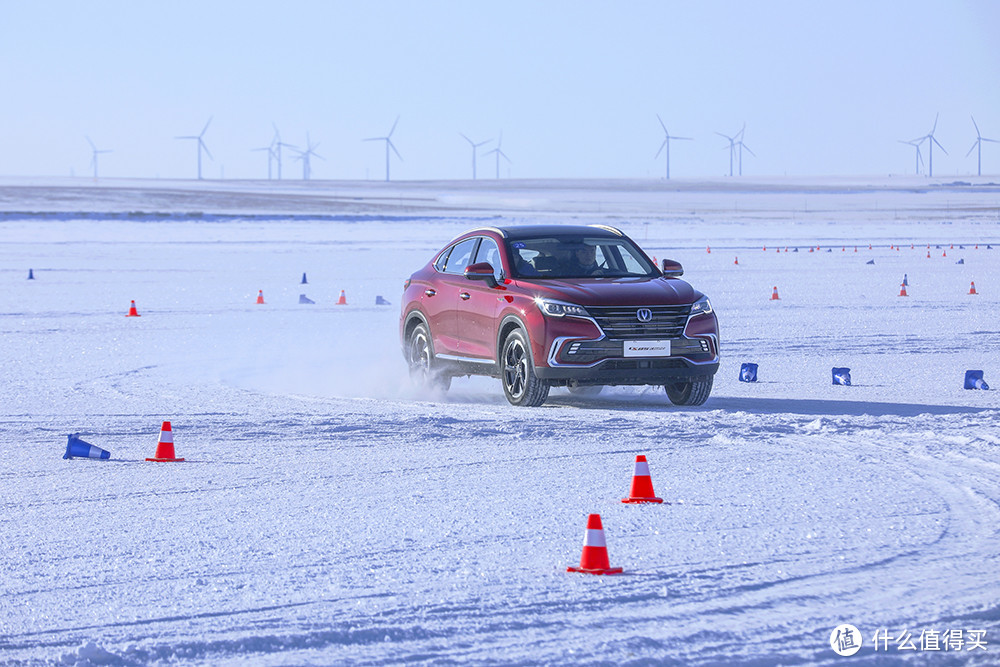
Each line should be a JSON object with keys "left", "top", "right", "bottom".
{"left": 585, "top": 305, "right": 691, "bottom": 340}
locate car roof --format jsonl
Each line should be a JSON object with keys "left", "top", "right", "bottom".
{"left": 469, "top": 224, "right": 625, "bottom": 241}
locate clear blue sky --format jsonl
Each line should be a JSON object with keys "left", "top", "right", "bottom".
{"left": 2, "top": 1, "right": 998, "bottom": 180}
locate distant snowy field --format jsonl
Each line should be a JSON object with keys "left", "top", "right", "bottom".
{"left": 1, "top": 177, "right": 999, "bottom": 665}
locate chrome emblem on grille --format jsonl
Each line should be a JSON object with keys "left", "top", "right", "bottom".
{"left": 636, "top": 308, "right": 653, "bottom": 323}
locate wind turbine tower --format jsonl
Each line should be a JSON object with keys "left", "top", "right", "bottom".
{"left": 913, "top": 113, "right": 947, "bottom": 177}
{"left": 271, "top": 124, "right": 297, "bottom": 180}
{"left": 967, "top": 116, "right": 998, "bottom": 177}
{"left": 735, "top": 124, "right": 755, "bottom": 176}
{"left": 85, "top": 136, "right": 111, "bottom": 179}
{"left": 292, "top": 133, "right": 324, "bottom": 180}
{"left": 175, "top": 117, "right": 214, "bottom": 179}
{"left": 364, "top": 116, "right": 402, "bottom": 181}
{"left": 898, "top": 139, "right": 924, "bottom": 175}
{"left": 252, "top": 130, "right": 277, "bottom": 179}
{"left": 460, "top": 133, "right": 491, "bottom": 180}
{"left": 716, "top": 128, "right": 739, "bottom": 177}
{"left": 484, "top": 131, "right": 511, "bottom": 179}
{"left": 654, "top": 115, "right": 692, "bottom": 180}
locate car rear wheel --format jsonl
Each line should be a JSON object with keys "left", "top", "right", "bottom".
{"left": 664, "top": 375, "right": 713, "bottom": 406}
{"left": 407, "top": 323, "right": 451, "bottom": 393}
{"left": 501, "top": 329, "right": 549, "bottom": 407}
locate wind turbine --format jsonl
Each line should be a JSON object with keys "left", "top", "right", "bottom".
{"left": 459, "top": 133, "right": 491, "bottom": 180}
{"left": 735, "top": 124, "right": 755, "bottom": 176}
{"left": 967, "top": 116, "right": 998, "bottom": 177}
{"left": 175, "top": 117, "right": 213, "bottom": 179}
{"left": 483, "top": 131, "right": 511, "bottom": 179}
{"left": 85, "top": 136, "right": 111, "bottom": 179}
{"left": 364, "top": 116, "right": 402, "bottom": 181}
{"left": 898, "top": 139, "right": 924, "bottom": 175}
{"left": 912, "top": 113, "right": 947, "bottom": 177}
{"left": 716, "top": 127, "right": 739, "bottom": 177}
{"left": 654, "top": 115, "right": 692, "bottom": 180}
{"left": 271, "top": 124, "right": 297, "bottom": 180}
{"left": 252, "top": 130, "right": 277, "bottom": 179}
{"left": 291, "top": 133, "right": 324, "bottom": 180}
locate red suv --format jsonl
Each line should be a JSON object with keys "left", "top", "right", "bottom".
{"left": 400, "top": 224, "right": 719, "bottom": 406}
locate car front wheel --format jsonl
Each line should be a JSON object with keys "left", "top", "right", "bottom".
{"left": 501, "top": 329, "right": 549, "bottom": 407}
{"left": 407, "top": 323, "right": 451, "bottom": 394}
{"left": 664, "top": 375, "right": 713, "bottom": 406}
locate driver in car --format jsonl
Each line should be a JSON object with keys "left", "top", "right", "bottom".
{"left": 565, "top": 243, "right": 600, "bottom": 276}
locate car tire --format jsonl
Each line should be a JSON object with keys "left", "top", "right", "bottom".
{"left": 407, "top": 323, "right": 451, "bottom": 393}
{"left": 567, "top": 384, "right": 603, "bottom": 397}
{"left": 501, "top": 329, "right": 549, "bottom": 407}
{"left": 664, "top": 375, "right": 713, "bottom": 406}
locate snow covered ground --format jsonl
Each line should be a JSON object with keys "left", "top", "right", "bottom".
{"left": 1, "top": 177, "right": 999, "bottom": 665}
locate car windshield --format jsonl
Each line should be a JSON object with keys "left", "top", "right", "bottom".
{"left": 507, "top": 235, "right": 657, "bottom": 279}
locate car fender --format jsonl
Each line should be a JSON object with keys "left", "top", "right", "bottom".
{"left": 401, "top": 308, "right": 431, "bottom": 358}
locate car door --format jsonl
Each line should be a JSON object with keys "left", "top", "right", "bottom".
{"left": 455, "top": 236, "right": 504, "bottom": 361}
{"left": 432, "top": 236, "right": 480, "bottom": 357}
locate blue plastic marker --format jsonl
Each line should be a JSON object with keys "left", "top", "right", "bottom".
{"left": 964, "top": 370, "right": 990, "bottom": 390}
{"left": 63, "top": 434, "right": 110, "bottom": 460}
{"left": 739, "top": 363, "right": 758, "bottom": 383}
{"left": 832, "top": 367, "right": 852, "bottom": 386}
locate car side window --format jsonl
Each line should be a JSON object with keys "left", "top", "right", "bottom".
{"left": 473, "top": 237, "right": 503, "bottom": 279}
{"left": 433, "top": 246, "right": 452, "bottom": 272}
{"left": 441, "top": 237, "right": 479, "bottom": 275}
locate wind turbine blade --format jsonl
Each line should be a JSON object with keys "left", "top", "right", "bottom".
{"left": 363, "top": 137, "right": 382, "bottom": 142}
{"left": 715, "top": 132, "right": 731, "bottom": 141}
{"left": 967, "top": 141, "right": 979, "bottom": 158}
{"left": 388, "top": 116, "right": 400, "bottom": 137}
{"left": 389, "top": 139, "right": 402, "bottom": 161}
{"left": 201, "top": 140, "right": 214, "bottom": 161}
{"left": 982, "top": 137, "right": 1000, "bottom": 144}
{"left": 200, "top": 116, "right": 213, "bottom": 137}
{"left": 655, "top": 139, "right": 668, "bottom": 159}
{"left": 931, "top": 112, "right": 939, "bottom": 134}
{"left": 656, "top": 114, "right": 668, "bottom": 134}
{"left": 676, "top": 136, "right": 693, "bottom": 141}
{"left": 742, "top": 144, "right": 757, "bottom": 157}
{"left": 971, "top": 115, "right": 981, "bottom": 138}
{"left": 176, "top": 135, "right": 197, "bottom": 140}
{"left": 86, "top": 136, "right": 96, "bottom": 150}
{"left": 459, "top": 132, "right": 473, "bottom": 146}
{"left": 933, "top": 136, "right": 948, "bottom": 154}
{"left": 475, "top": 139, "right": 490, "bottom": 148}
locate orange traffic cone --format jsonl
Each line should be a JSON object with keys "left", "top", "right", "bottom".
{"left": 763, "top": 245, "right": 767, "bottom": 251}
{"left": 336, "top": 290, "right": 347, "bottom": 305}
{"left": 943, "top": 250, "right": 947, "bottom": 257}
{"left": 927, "top": 251, "right": 931, "bottom": 258}
{"left": 734, "top": 256, "right": 739, "bottom": 265}
{"left": 622, "top": 455, "right": 664, "bottom": 504}
{"left": 706, "top": 245, "right": 711, "bottom": 254}
{"left": 567, "top": 514, "right": 623, "bottom": 575}
{"left": 145, "top": 421, "right": 184, "bottom": 462}
{"left": 969, "top": 281, "right": 978, "bottom": 295}
{"left": 256, "top": 290, "right": 265, "bottom": 305}
{"left": 899, "top": 282, "right": 908, "bottom": 297}
{"left": 770, "top": 286, "right": 780, "bottom": 300}
{"left": 126, "top": 300, "right": 140, "bottom": 317}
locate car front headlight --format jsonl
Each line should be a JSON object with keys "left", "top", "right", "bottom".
{"left": 690, "top": 296, "right": 713, "bottom": 317}
{"left": 536, "top": 297, "right": 589, "bottom": 318}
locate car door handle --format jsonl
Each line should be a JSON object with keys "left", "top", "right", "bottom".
{"left": 424, "top": 289, "right": 436, "bottom": 297}
{"left": 459, "top": 292, "right": 471, "bottom": 300}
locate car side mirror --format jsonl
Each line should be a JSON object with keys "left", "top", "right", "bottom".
{"left": 465, "top": 262, "right": 499, "bottom": 288}
{"left": 661, "top": 259, "right": 684, "bottom": 277}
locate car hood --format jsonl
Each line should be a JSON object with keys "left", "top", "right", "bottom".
{"left": 518, "top": 276, "right": 699, "bottom": 306}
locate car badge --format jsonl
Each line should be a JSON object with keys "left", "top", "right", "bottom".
{"left": 636, "top": 308, "right": 653, "bottom": 323}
